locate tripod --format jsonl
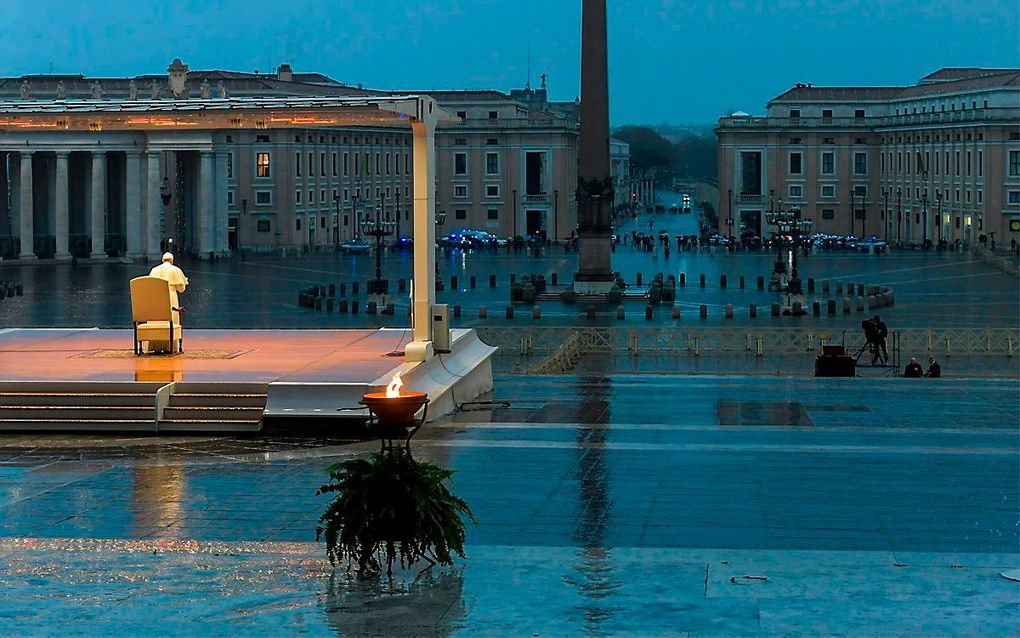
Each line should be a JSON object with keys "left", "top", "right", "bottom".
{"left": 853, "top": 339, "right": 887, "bottom": 366}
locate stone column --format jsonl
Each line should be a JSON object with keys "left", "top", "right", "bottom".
{"left": 0, "top": 152, "right": 9, "bottom": 240}
{"left": 145, "top": 151, "right": 162, "bottom": 259}
{"left": 573, "top": 0, "right": 615, "bottom": 293}
{"left": 54, "top": 151, "right": 71, "bottom": 259}
{"left": 18, "top": 152, "right": 35, "bottom": 259}
{"left": 215, "top": 150, "right": 229, "bottom": 254}
{"left": 198, "top": 150, "right": 214, "bottom": 257}
{"left": 90, "top": 151, "right": 107, "bottom": 258}
{"left": 405, "top": 118, "right": 437, "bottom": 363}
{"left": 125, "top": 151, "right": 142, "bottom": 258}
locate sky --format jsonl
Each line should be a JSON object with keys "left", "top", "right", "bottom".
{"left": 2, "top": 0, "right": 1017, "bottom": 125}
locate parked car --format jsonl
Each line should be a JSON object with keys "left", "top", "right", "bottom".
{"left": 340, "top": 238, "right": 371, "bottom": 254}
{"left": 389, "top": 234, "right": 413, "bottom": 251}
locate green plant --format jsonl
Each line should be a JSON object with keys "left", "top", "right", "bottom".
{"left": 316, "top": 451, "right": 475, "bottom": 576}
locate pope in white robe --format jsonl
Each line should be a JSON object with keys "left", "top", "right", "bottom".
{"left": 146, "top": 252, "right": 188, "bottom": 352}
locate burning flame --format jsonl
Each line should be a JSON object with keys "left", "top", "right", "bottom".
{"left": 385, "top": 372, "right": 403, "bottom": 398}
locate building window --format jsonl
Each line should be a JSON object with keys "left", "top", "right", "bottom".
{"left": 788, "top": 152, "right": 802, "bottom": 175}
{"left": 1007, "top": 191, "right": 1020, "bottom": 204}
{"left": 739, "top": 151, "right": 762, "bottom": 194}
{"left": 227, "top": 190, "right": 235, "bottom": 206}
{"left": 854, "top": 109, "right": 865, "bottom": 119}
{"left": 454, "top": 152, "right": 467, "bottom": 175}
{"left": 256, "top": 219, "right": 271, "bottom": 232}
{"left": 386, "top": 153, "right": 391, "bottom": 175}
{"left": 256, "top": 152, "right": 271, "bottom": 177}
{"left": 977, "top": 190, "right": 982, "bottom": 204}
{"left": 296, "top": 218, "right": 302, "bottom": 231}
{"left": 309, "top": 190, "right": 314, "bottom": 204}
{"left": 375, "top": 153, "right": 380, "bottom": 175}
{"left": 295, "top": 190, "right": 302, "bottom": 204}
{"left": 254, "top": 190, "right": 272, "bottom": 205}
{"left": 456, "top": 110, "right": 466, "bottom": 119}
{"left": 822, "top": 209, "right": 835, "bottom": 220}
{"left": 821, "top": 152, "right": 835, "bottom": 175}
{"left": 822, "top": 137, "right": 835, "bottom": 144}
{"left": 486, "top": 152, "right": 499, "bottom": 175}
{"left": 454, "top": 138, "right": 467, "bottom": 146}
{"left": 822, "top": 109, "right": 833, "bottom": 122}
{"left": 354, "top": 153, "right": 359, "bottom": 176}
{"left": 308, "top": 152, "right": 314, "bottom": 176}
{"left": 486, "top": 138, "right": 498, "bottom": 145}
{"left": 320, "top": 152, "right": 326, "bottom": 176}
{"left": 487, "top": 208, "right": 499, "bottom": 220}
{"left": 454, "top": 185, "right": 468, "bottom": 198}
{"left": 789, "top": 109, "right": 800, "bottom": 120}
{"left": 343, "top": 152, "right": 349, "bottom": 176}
{"left": 788, "top": 184, "right": 803, "bottom": 198}
{"left": 226, "top": 152, "right": 233, "bottom": 179}
{"left": 1009, "top": 151, "right": 1020, "bottom": 176}
{"left": 789, "top": 137, "right": 802, "bottom": 144}
{"left": 977, "top": 150, "right": 983, "bottom": 177}
{"left": 332, "top": 152, "right": 337, "bottom": 176}
{"left": 455, "top": 209, "right": 467, "bottom": 220}
{"left": 295, "top": 152, "right": 302, "bottom": 177}
{"left": 320, "top": 189, "right": 326, "bottom": 203}
{"left": 256, "top": 134, "right": 270, "bottom": 143}
{"left": 966, "top": 151, "right": 972, "bottom": 176}
{"left": 488, "top": 111, "right": 498, "bottom": 119}
{"left": 486, "top": 185, "right": 499, "bottom": 198}
{"left": 821, "top": 184, "right": 836, "bottom": 198}
{"left": 853, "top": 152, "right": 867, "bottom": 175}
{"left": 853, "top": 185, "right": 867, "bottom": 198}
{"left": 320, "top": 216, "right": 326, "bottom": 229}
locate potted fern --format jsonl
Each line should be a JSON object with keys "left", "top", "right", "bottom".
{"left": 316, "top": 449, "right": 475, "bottom": 577}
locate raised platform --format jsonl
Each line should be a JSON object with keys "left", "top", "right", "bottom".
{"left": 0, "top": 327, "right": 496, "bottom": 433}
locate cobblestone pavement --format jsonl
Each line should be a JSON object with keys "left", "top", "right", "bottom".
{"left": 0, "top": 375, "right": 1017, "bottom": 635}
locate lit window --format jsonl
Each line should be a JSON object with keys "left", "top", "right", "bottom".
{"left": 256, "top": 152, "right": 271, "bottom": 177}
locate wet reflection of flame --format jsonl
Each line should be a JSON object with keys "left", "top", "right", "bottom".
{"left": 132, "top": 462, "right": 185, "bottom": 537}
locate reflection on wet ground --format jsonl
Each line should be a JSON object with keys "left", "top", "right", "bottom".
{"left": 0, "top": 374, "right": 1017, "bottom": 634}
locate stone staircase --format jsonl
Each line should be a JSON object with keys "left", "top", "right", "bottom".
{"left": 0, "top": 381, "right": 165, "bottom": 431}
{"left": 158, "top": 383, "right": 267, "bottom": 433}
{"left": 0, "top": 381, "right": 267, "bottom": 433}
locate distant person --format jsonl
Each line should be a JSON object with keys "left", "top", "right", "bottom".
{"left": 904, "top": 358, "right": 924, "bottom": 378}
{"left": 866, "top": 315, "right": 889, "bottom": 365}
{"left": 925, "top": 356, "right": 941, "bottom": 378}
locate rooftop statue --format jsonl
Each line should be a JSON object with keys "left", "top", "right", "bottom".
{"left": 199, "top": 79, "right": 211, "bottom": 99}
{"left": 91, "top": 81, "right": 103, "bottom": 99}
{"left": 149, "top": 79, "right": 161, "bottom": 100}
{"left": 217, "top": 80, "right": 227, "bottom": 98}
{"left": 128, "top": 79, "right": 138, "bottom": 100}
{"left": 56, "top": 80, "right": 67, "bottom": 100}
{"left": 19, "top": 80, "right": 31, "bottom": 99}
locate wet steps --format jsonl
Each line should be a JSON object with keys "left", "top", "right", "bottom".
{"left": 158, "top": 383, "right": 267, "bottom": 433}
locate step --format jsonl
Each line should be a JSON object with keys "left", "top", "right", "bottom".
{"left": 173, "top": 382, "right": 270, "bottom": 395}
{"left": 170, "top": 394, "right": 267, "bottom": 408}
{"left": 161, "top": 406, "right": 265, "bottom": 422}
{"left": 158, "top": 419, "right": 262, "bottom": 433}
{"left": 0, "top": 393, "right": 156, "bottom": 407}
{"left": 0, "top": 418, "right": 156, "bottom": 432}
{"left": 0, "top": 406, "right": 154, "bottom": 421}
{"left": 0, "top": 381, "right": 166, "bottom": 394}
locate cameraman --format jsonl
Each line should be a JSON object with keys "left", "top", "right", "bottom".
{"left": 861, "top": 315, "right": 889, "bottom": 365}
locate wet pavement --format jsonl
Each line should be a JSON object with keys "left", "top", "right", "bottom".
{"left": 1, "top": 211, "right": 1017, "bottom": 331}
{"left": 0, "top": 374, "right": 1017, "bottom": 635}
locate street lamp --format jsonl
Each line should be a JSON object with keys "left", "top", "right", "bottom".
{"left": 352, "top": 194, "right": 360, "bottom": 239}
{"left": 936, "top": 191, "right": 943, "bottom": 247}
{"left": 895, "top": 187, "right": 902, "bottom": 245}
{"left": 765, "top": 204, "right": 812, "bottom": 296}
{"left": 882, "top": 188, "right": 889, "bottom": 243}
{"left": 921, "top": 190, "right": 928, "bottom": 249}
{"left": 363, "top": 202, "right": 395, "bottom": 296}
{"left": 512, "top": 189, "right": 518, "bottom": 239}
{"left": 332, "top": 195, "right": 341, "bottom": 245}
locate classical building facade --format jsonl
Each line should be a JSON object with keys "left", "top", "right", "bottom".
{"left": 716, "top": 68, "right": 1020, "bottom": 245}
{"left": 0, "top": 60, "right": 596, "bottom": 258}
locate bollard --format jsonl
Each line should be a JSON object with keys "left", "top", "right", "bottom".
{"left": 398, "top": 279, "right": 406, "bottom": 293}
{"left": 827, "top": 299, "right": 836, "bottom": 315}
{"left": 479, "top": 305, "right": 488, "bottom": 319}
{"left": 642, "top": 305, "right": 652, "bottom": 320}
{"left": 453, "top": 305, "right": 462, "bottom": 318}
{"left": 757, "top": 276, "right": 765, "bottom": 290}
{"left": 339, "top": 282, "right": 347, "bottom": 296}
{"left": 636, "top": 272, "right": 643, "bottom": 286}
{"left": 326, "top": 298, "right": 334, "bottom": 312}
{"left": 510, "top": 274, "right": 516, "bottom": 284}
{"left": 338, "top": 299, "right": 348, "bottom": 313}
{"left": 807, "top": 278, "right": 815, "bottom": 293}
{"left": 351, "top": 300, "right": 360, "bottom": 314}
{"left": 469, "top": 276, "right": 476, "bottom": 289}
{"left": 586, "top": 305, "right": 597, "bottom": 320}
{"left": 506, "top": 305, "right": 514, "bottom": 319}
{"left": 725, "top": 304, "right": 734, "bottom": 318}
{"left": 771, "top": 303, "right": 781, "bottom": 317}
{"left": 672, "top": 305, "right": 681, "bottom": 320}
{"left": 367, "top": 301, "right": 378, "bottom": 315}
{"left": 842, "top": 298, "right": 851, "bottom": 313}
{"left": 551, "top": 273, "right": 558, "bottom": 285}
{"left": 489, "top": 274, "right": 496, "bottom": 288}
{"left": 812, "top": 301, "right": 821, "bottom": 316}
{"left": 352, "top": 281, "right": 360, "bottom": 296}
{"left": 868, "top": 295, "right": 877, "bottom": 309}
{"left": 700, "top": 304, "right": 708, "bottom": 319}
{"left": 835, "top": 282, "right": 843, "bottom": 294}
{"left": 857, "top": 284, "right": 865, "bottom": 297}
{"left": 314, "top": 297, "right": 322, "bottom": 310}
{"left": 699, "top": 274, "right": 706, "bottom": 288}
{"left": 792, "top": 301, "right": 802, "bottom": 315}
{"left": 532, "top": 306, "right": 541, "bottom": 320}
{"left": 384, "top": 303, "right": 395, "bottom": 316}
{"left": 679, "top": 272, "right": 686, "bottom": 287}
{"left": 451, "top": 276, "right": 458, "bottom": 290}
{"left": 720, "top": 274, "right": 727, "bottom": 288}
{"left": 749, "top": 303, "right": 757, "bottom": 318}
{"left": 328, "top": 283, "right": 336, "bottom": 297}
{"left": 822, "top": 280, "right": 829, "bottom": 294}
{"left": 856, "top": 296, "right": 865, "bottom": 312}
{"left": 617, "top": 306, "right": 625, "bottom": 320}
{"left": 739, "top": 275, "right": 745, "bottom": 289}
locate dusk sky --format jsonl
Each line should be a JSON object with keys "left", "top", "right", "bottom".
{"left": 3, "top": 0, "right": 1017, "bottom": 125}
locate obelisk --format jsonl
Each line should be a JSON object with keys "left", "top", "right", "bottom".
{"left": 573, "top": 0, "right": 615, "bottom": 294}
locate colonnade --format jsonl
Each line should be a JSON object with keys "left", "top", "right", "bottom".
{"left": 0, "top": 145, "right": 228, "bottom": 260}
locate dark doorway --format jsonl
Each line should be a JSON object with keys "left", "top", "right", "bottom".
{"left": 526, "top": 209, "right": 544, "bottom": 236}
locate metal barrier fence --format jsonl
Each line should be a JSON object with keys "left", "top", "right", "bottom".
{"left": 972, "top": 245, "right": 1020, "bottom": 277}
{"left": 477, "top": 326, "right": 1018, "bottom": 360}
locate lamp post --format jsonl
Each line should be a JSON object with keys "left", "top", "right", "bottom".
{"left": 512, "top": 189, "right": 518, "bottom": 239}
{"left": 332, "top": 195, "right": 341, "bottom": 245}
{"left": 921, "top": 190, "right": 928, "bottom": 249}
{"left": 363, "top": 202, "right": 395, "bottom": 296}
{"left": 394, "top": 191, "right": 401, "bottom": 244}
{"left": 764, "top": 204, "right": 812, "bottom": 296}
{"left": 554, "top": 189, "right": 559, "bottom": 241}
{"left": 882, "top": 188, "right": 889, "bottom": 243}
{"left": 352, "top": 194, "right": 360, "bottom": 239}
{"left": 727, "top": 187, "right": 733, "bottom": 232}
{"left": 895, "top": 187, "right": 902, "bottom": 245}
{"left": 936, "top": 191, "right": 943, "bottom": 246}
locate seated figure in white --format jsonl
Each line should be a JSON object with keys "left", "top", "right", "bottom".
{"left": 145, "top": 252, "right": 188, "bottom": 352}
